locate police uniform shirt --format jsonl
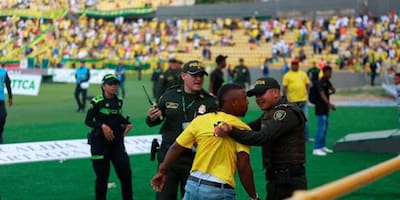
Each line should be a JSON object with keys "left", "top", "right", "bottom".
{"left": 150, "top": 85, "right": 218, "bottom": 145}
{"left": 155, "top": 69, "right": 182, "bottom": 99}
{"left": 232, "top": 65, "right": 250, "bottom": 83}
{"left": 85, "top": 95, "right": 130, "bottom": 137}
{"left": 229, "top": 102, "right": 306, "bottom": 168}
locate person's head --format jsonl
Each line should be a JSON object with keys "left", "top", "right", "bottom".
{"left": 181, "top": 60, "right": 208, "bottom": 94}
{"left": 247, "top": 77, "right": 281, "bottom": 111}
{"left": 394, "top": 73, "right": 400, "bottom": 85}
{"left": 291, "top": 59, "right": 300, "bottom": 71}
{"left": 118, "top": 62, "right": 123, "bottom": 68}
{"left": 80, "top": 60, "right": 85, "bottom": 67}
{"left": 323, "top": 65, "right": 333, "bottom": 79}
{"left": 168, "top": 58, "right": 182, "bottom": 71}
{"left": 215, "top": 55, "right": 227, "bottom": 68}
{"left": 239, "top": 58, "right": 244, "bottom": 65}
{"left": 217, "top": 83, "right": 248, "bottom": 116}
{"left": 101, "top": 74, "right": 120, "bottom": 97}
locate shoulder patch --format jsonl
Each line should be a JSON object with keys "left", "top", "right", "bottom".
{"left": 166, "top": 102, "right": 179, "bottom": 109}
{"left": 273, "top": 110, "right": 287, "bottom": 120}
{"left": 92, "top": 95, "right": 104, "bottom": 103}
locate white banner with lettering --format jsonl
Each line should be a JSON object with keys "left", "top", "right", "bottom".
{"left": 48, "top": 69, "right": 115, "bottom": 83}
{"left": 9, "top": 74, "right": 42, "bottom": 96}
{"left": 0, "top": 135, "right": 161, "bottom": 165}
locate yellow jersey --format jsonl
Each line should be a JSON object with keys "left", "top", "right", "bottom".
{"left": 176, "top": 112, "right": 251, "bottom": 188}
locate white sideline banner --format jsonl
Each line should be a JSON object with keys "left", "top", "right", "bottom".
{"left": 0, "top": 135, "right": 161, "bottom": 165}
{"left": 48, "top": 69, "right": 115, "bottom": 83}
{"left": 8, "top": 74, "right": 42, "bottom": 96}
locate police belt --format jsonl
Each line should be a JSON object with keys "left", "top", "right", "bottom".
{"left": 266, "top": 165, "right": 305, "bottom": 181}
{"left": 188, "top": 176, "right": 234, "bottom": 189}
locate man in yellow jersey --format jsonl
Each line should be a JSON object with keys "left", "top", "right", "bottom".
{"left": 150, "top": 83, "right": 259, "bottom": 200}
{"left": 282, "top": 59, "right": 312, "bottom": 141}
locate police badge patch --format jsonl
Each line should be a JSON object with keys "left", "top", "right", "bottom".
{"left": 198, "top": 104, "right": 206, "bottom": 114}
{"left": 273, "top": 110, "right": 286, "bottom": 120}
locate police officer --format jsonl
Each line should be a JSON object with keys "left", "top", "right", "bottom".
{"left": 146, "top": 60, "right": 218, "bottom": 200}
{"left": 217, "top": 77, "right": 307, "bottom": 200}
{"left": 85, "top": 74, "right": 133, "bottom": 200}
{"left": 0, "top": 63, "right": 12, "bottom": 144}
{"left": 75, "top": 60, "right": 90, "bottom": 112}
{"left": 232, "top": 58, "right": 251, "bottom": 89}
{"left": 154, "top": 58, "right": 183, "bottom": 100}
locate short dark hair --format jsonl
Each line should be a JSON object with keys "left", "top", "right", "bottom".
{"left": 323, "top": 65, "right": 332, "bottom": 73}
{"left": 217, "top": 83, "right": 243, "bottom": 108}
{"left": 395, "top": 72, "right": 400, "bottom": 77}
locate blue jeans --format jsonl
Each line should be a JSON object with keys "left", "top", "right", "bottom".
{"left": 314, "top": 115, "right": 328, "bottom": 149}
{"left": 296, "top": 102, "right": 310, "bottom": 140}
{"left": 183, "top": 179, "right": 236, "bottom": 200}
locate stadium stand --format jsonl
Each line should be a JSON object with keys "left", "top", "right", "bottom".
{"left": 1, "top": 1, "right": 399, "bottom": 79}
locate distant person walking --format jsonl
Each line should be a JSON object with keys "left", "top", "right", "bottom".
{"left": 283, "top": 59, "right": 312, "bottom": 141}
{"left": 0, "top": 63, "right": 12, "bottom": 144}
{"left": 209, "top": 55, "right": 227, "bottom": 95}
{"left": 232, "top": 58, "right": 251, "bottom": 89}
{"left": 312, "top": 66, "right": 336, "bottom": 156}
{"left": 115, "top": 62, "right": 126, "bottom": 98}
{"left": 369, "top": 58, "right": 379, "bottom": 86}
{"left": 261, "top": 57, "right": 270, "bottom": 78}
{"left": 151, "top": 63, "right": 163, "bottom": 98}
{"left": 75, "top": 60, "right": 90, "bottom": 112}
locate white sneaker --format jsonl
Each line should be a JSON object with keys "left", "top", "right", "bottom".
{"left": 313, "top": 149, "right": 327, "bottom": 156}
{"left": 322, "top": 147, "right": 333, "bottom": 153}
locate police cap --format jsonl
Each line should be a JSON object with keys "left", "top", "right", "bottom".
{"left": 182, "top": 60, "right": 208, "bottom": 76}
{"left": 247, "top": 77, "right": 280, "bottom": 97}
{"left": 102, "top": 74, "right": 120, "bottom": 85}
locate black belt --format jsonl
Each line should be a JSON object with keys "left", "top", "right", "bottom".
{"left": 188, "top": 176, "right": 234, "bottom": 189}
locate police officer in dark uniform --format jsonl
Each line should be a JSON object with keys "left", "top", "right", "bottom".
{"left": 85, "top": 74, "right": 133, "bottom": 200}
{"left": 232, "top": 58, "right": 251, "bottom": 89}
{"left": 155, "top": 58, "right": 183, "bottom": 100}
{"left": 217, "top": 77, "right": 307, "bottom": 200}
{"left": 146, "top": 60, "right": 218, "bottom": 200}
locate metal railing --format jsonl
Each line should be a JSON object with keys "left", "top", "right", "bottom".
{"left": 288, "top": 155, "right": 400, "bottom": 200}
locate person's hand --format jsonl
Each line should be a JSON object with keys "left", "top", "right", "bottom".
{"left": 123, "top": 124, "right": 133, "bottom": 136}
{"left": 214, "top": 122, "right": 232, "bottom": 137}
{"left": 150, "top": 172, "right": 167, "bottom": 192}
{"left": 8, "top": 97, "right": 12, "bottom": 106}
{"left": 101, "top": 124, "right": 114, "bottom": 141}
{"left": 147, "top": 105, "right": 162, "bottom": 121}
{"left": 329, "top": 103, "right": 336, "bottom": 111}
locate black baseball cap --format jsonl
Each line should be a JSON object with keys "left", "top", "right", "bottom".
{"left": 247, "top": 77, "right": 280, "bottom": 97}
{"left": 102, "top": 74, "right": 120, "bottom": 84}
{"left": 215, "top": 55, "right": 228, "bottom": 64}
{"left": 169, "top": 58, "right": 182, "bottom": 64}
{"left": 182, "top": 60, "right": 208, "bottom": 76}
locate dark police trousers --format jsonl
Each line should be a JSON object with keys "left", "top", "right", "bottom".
{"left": 266, "top": 165, "right": 307, "bottom": 200}
{"left": 90, "top": 135, "right": 133, "bottom": 200}
{"left": 74, "top": 84, "right": 87, "bottom": 111}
